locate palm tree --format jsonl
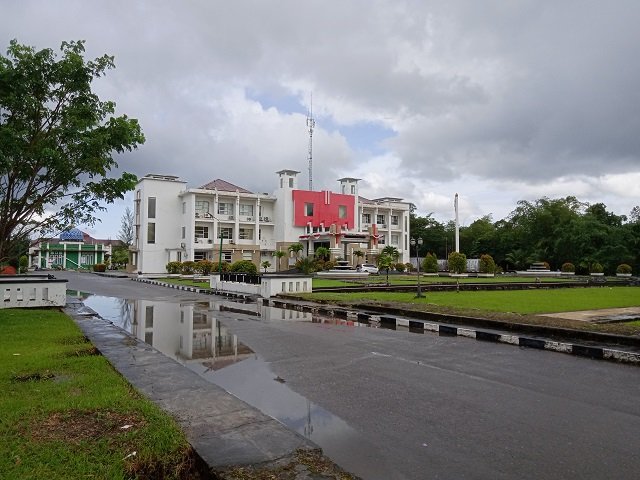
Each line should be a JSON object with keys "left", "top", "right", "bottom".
{"left": 288, "top": 242, "right": 304, "bottom": 259}
{"left": 353, "top": 249, "right": 364, "bottom": 265}
{"left": 381, "top": 245, "right": 400, "bottom": 262}
{"left": 377, "top": 253, "right": 394, "bottom": 285}
{"left": 261, "top": 260, "right": 271, "bottom": 273}
{"left": 273, "top": 250, "right": 286, "bottom": 272}
{"left": 314, "top": 246, "right": 330, "bottom": 261}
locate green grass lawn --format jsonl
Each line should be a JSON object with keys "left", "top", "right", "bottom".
{"left": 312, "top": 274, "right": 581, "bottom": 288}
{"left": 0, "top": 308, "right": 197, "bottom": 479}
{"left": 303, "top": 286, "right": 640, "bottom": 315}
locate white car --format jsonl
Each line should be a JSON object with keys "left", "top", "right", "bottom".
{"left": 357, "top": 263, "right": 379, "bottom": 274}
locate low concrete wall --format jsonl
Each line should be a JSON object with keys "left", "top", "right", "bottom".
{"left": 1, "top": 275, "right": 68, "bottom": 308}
{"left": 210, "top": 274, "right": 312, "bottom": 297}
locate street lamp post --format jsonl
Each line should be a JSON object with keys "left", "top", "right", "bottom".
{"left": 411, "top": 237, "right": 424, "bottom": 298}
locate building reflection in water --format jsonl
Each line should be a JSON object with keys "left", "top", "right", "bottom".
{"left": 126, "top": 299, "right": 253, "bottom": 368}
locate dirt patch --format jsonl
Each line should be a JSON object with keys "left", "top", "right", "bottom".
{"left": 65, "top": 346, "right": 100, "bottom": 357}
{"left": 217, "top": 448, "right": 359, "bottom": 480}
{"left": 127, "top": 446, "right": 210, "bottom": 480}
{"left": 12, "top": 371, "right": 55, "bottom": 382}
{"left": 58, "top": 335, "right": 91, "bottom": 345}
{"left": 30, "top": 410, "right": 145, "bottom": 444}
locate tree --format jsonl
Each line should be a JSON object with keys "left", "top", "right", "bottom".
{"left": 381, "top": 245, "right": 400, "bottom": 262}
{"left": 261, "top": 260, "right": 271, "bottom": 273}
{"left": 448, "top": 251, "right": 467, "bottom": 274}
{"left": 314, "top": 246, "right": 330, "bottom": 261}
{"left": 422, "top": 253, "right": 438, "bottom": 273}
{"left": 288, "top": 243, "right": 304, "bottom": 259}
{"left": 377, "top": 253, "right": 394, "bottom": 285}
{"left": 118, "top": 206, "right": 135, "bottom": 246}
{"left": 353, "top": 249, "right": 364, "bottom": 264}
{"left": 273, "top": 250, "right": 286, "bottom": 272}
{"left": 110, "top": 246, "right": 129, "bottom": 269}
{"left": 0, "top": 40, "right": 144, "bottom": 263}
{"left": 230, "top": 260, "right": 257, "bottom": 274}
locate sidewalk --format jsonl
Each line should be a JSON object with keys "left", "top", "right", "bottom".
{"left": 64, "top": 300, "right": 359, "bottom": 479}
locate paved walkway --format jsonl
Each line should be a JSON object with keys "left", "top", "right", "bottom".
{"left": 64, "top": 300, "right": 356, "bottom": 479}
{"left": 544, "top": 306, "right": 640, "bottom": 322}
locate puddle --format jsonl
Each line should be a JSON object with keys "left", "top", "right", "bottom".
{"left": 82, "top": 295, "right": 395, "bottom": 479}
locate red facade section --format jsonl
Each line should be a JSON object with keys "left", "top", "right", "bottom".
{"left": 292, "top": 190, "right": 356, "bottom": 228}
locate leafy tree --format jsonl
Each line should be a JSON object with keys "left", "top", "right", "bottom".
{"left": 295, "top": 256, "right": 316, "bottom": 274}
{"left": 110, "top": 246, "right": 129, "bottom": 269}
{"left": 0, "top": 39, "right": 144, "bottom": 263}
{"left": 448, "top": 252, "right": 467, "bottom": 274}
{"left": 230, "top": 260, "right": 257, "bottom": 274}
{"left": 381, "top": 245, "right": 400, "bottom": 261}
{"left": 118, "top": 206, "right": 135, "bottom": 246}
{"left": 478, "top": 254, "right": 496, "bottom": 274}
{"left": 353, "top": 249, "right": 364, "bottom": 264}
{"left": 421, "top": 253, "right": 438, "bottom": 273}
{"left": 261, "top": 260, "right": 271, "bottom": 273}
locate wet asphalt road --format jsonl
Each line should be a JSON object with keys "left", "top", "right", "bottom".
{"left": 59, "top": 271, "right": 640, "bottom": 480}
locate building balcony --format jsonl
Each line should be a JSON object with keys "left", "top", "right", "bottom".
{"left": 194, "top": 212, "right": 215, "bottom": 220}
{"left": 239, "top": 215, "right": 255, "bottom": 222}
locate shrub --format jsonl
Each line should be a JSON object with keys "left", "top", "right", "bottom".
{"left": 494, "top": 265, "right": 503, "bottom": 274}
{"left": 561, "top": 262, "right": 575, "bottom": 273}
{"left": 590, "top": 262, "right": 604, "bottom": 274}
{"left": 394, "top": 262, "right": 406, "bottom": 272}
{"left": 616, "top": 263, "right": 632, "bottom": 274}
{"left": 19, "top": 255, "right": 29, "bottom": 273}
{"left": 195, "top": 260, "right": 214, "bottom": 275}
{"left": 166, "top": 261, "right": 182, "bottom": 274}
{"left": 294, "top": 257, "right": 316, "bottom": 275}
{"left": 322, "top": 260, "right": 337, "bottom": 271}
{"left": 479, "top": 254, "right": 496, "bottom": 274}
{"left": 422, "top": 253, "right": 438, "bottom": 273}
{"left": 230, "top": 260, "right": 257, "bottom": 274}
{"left": 92, "top": 263, "right": 106, "bottom": 272}
{"left": 211, "top": 261, "right": 229, "bottom": 274}
{"left": 448, "top": 252, "right": 467, "bottom": 274}
{"left": 404, "top": 262, "right": 415, "bottom": 272}
{"left": 181, "top": 261, "right": 196, "bottom": 275}
{"left": 543, "top": 261, "right": 550, "bottom": 270}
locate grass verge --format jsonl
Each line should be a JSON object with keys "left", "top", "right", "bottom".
{"left": 0, "top": 308, "right": 202, "bottom": 479}
{"left": 296, "top": 286, "right": 640, "bottom": 335}
{"left": 157, "top": 278, "right": 210, "bottom": 288}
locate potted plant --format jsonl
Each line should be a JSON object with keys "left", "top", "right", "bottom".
{"left": 616, "top": 263, "right": 632, "bottom": 277}
{"left": 560, "top": 262, "right": 575, "bottom": 275}
{"left": 590, "top": 262, "right": 604, "bottom": 276}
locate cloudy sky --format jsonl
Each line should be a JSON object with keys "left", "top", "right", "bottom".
{"left": 3, "top": 0, "right": 640, "bottom": 238}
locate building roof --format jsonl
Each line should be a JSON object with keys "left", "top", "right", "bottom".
{"left": 60, "top": 228, "right": 84, "bottom": 241}
{"left": 199, "top": 179, "right": 253, "bottom": 193}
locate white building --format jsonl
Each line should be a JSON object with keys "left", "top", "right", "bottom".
{"left": 129, "top": 170, "right": 411, "bottom": 273}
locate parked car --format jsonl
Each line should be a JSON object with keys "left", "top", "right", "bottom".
{"left": 357, "top": 263, "right": 379, "bottom": 274}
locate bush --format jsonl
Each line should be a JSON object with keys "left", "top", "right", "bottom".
{"left": 448, "top": 252, "right": 467, "bottom": 274}
{"left": 322, "top": 260, "right": 337, "bottom": 271}
{"left": 479, "top": 254, "right": 496, "bottom": 274}
{"left": 616, "top": 263, "right": 632, "bottom": 274}
{"left": 181, "top": 261, "right": 196, "bottom": 275}
{"left": 422, "top": 253, "right": 438, "bottom": 273}
{"left": 19, "top": 255, "right": 29, "bottom": 273}
{"left": 230, "top": 260, "right": 258, "bottom": 274}
{"left": 543, "top": 261, "right": 550, "bottom": 270}
{"left": 195, "top": 260, "right": 214, "bottom": 275}
{"left": 404, "top": 262, "right": 415, "bottom": 272}
{"left": 590, "top": 262, "right": 604, "bottom": 274}
{"left": 210, "top": 261, "right": 229, "bottom": 274}
{"left": 93, "top": 263, "right": 106, "bottom": 272}
{"left": 561, "top": 262, "right": 575, "bottom": 273}
{"left": 166, "top": 261, "right": 182, "bottom": 274}
{"left": 394, "top": 262, "right": 406, "bottom": 272}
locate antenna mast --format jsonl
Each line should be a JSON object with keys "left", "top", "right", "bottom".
{"left": 306, "top": 93, "right": 315, "bottom": 191}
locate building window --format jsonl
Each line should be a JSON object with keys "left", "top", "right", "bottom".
{"left": 196, "top": 200, "right": 209, "bottom": 213}
{"left": 148, "top": 197, "right": 156, "bottom": 219}
{"left": 181, "top": 226, "right": 185, "bottom": 239}
{"left": 193, "top": 251, "right": 207, "bottom": 261}
{"left": 182, "top": 202, "right": 186, "bottom": 214}
{"left": 239, "top": 228, "right": 253, "bottom": 240}
{"left": 391, "top": 215, "right": 399, "bottom": 226}
{"left": 351, "top": 185, "right": 356, "bottom": 194}
{"left": 242, "top": 251, "right": 253, "bottom": 261}
{"left": 378, "top": 236, "right": 386, "bottom": 245}
{"left": 362, "top": 213, "right": 370, "bottom": 224}
{"left": 145, "top": 306, "right": 154, "bottom": 328}
{"left": 195, "top": 226, "right": 209, "bottom": 239}
{"left": 147, "top": 223, "right": 156, "bottom": 244}
{"left": 376, "top": 214, "right": 385, "bottom": 225}
{"left": 339, "top": 205, "right": 347, "bottom": 219}
{"left": 222, "top": 251, "right": 232, "bottom": 262}
{"left": 258, "top": 228, "right": 262, "bottom": 240}
{"left": 239, "top": 204, "right": 254, "bottom": 216}
{"left": 218, "top": 227, "right": 233, "bottom": 239}
{"left": 391, "top": 233, "right": 399, "bottom": 245}
{"left": 218, "top": 202, "right": 234, "bottom": 215}
{"left": 305, "top": 203, "right": 314, "bottom": 216}
{"left": 289, "top": 178, "right": 294, "bottom": 188}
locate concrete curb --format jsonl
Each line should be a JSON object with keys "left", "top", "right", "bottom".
{"left": 268, "top": 299, "right": 640, "bottom": 366}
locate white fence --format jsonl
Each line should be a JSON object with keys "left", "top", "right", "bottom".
{"left": 210, "top": 274, "right": 312, "bottom": 297}
{"left": 1, "top": 275, "right": 68, "bottom": 308}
